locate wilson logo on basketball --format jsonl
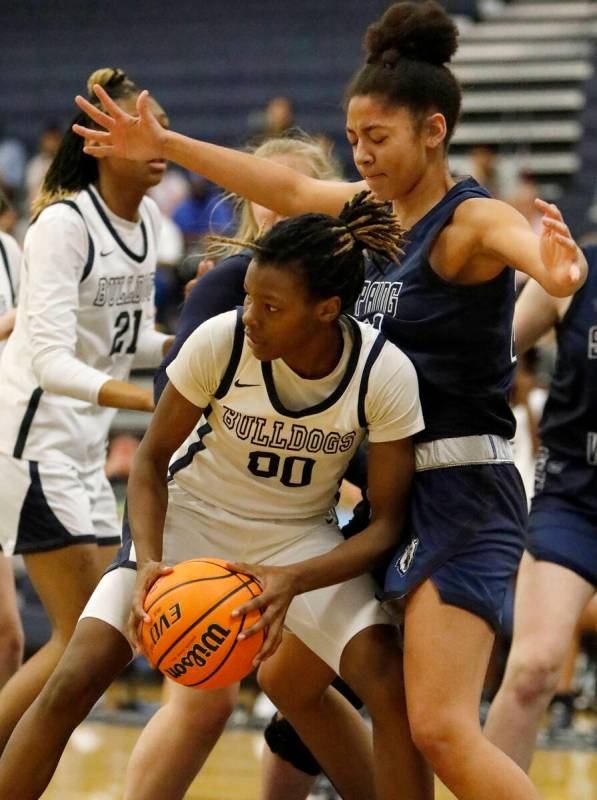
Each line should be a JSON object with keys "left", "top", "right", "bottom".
{"left": 149, "top": 602, "right": 183, "bottom": 645}
{"left": 165, "top": 623, "right": 232, "bottom": 678}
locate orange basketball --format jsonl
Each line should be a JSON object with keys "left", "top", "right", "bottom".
{"left": 139, "top": 558, "right": 264, "bottom": 689}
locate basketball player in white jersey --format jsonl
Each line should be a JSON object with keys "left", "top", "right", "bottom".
{"left": 0, "top": 68, "right": 171, "bottom": 754}
{"left": 0, "top": 193, "right": 432, "bottom": 800}
{"left": 0, "top": 187, "right": 25, "bottom": 689}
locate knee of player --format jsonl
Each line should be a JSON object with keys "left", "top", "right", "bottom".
{"left": 0, "top": 622, "right": 24, "bottom": 674}
{"left": 408, "top": 707, "right": 472, "bottom": 773}
{"left": 263, "top": 712, "right": 321, "bottom": 777}
{"left": 38, "top": 662, "right": 107, "bottom": 720}
{"left": 505, "top": 650, "right": 562, "bottom": 705}
{"left": 257, "top": 663, "right": 292, "bottom": 709}
{"left": 172, "top": 684, "right": 239, "bottom": 728}
{"left": 339, "top": 624, "right": 404, "bottom": 706}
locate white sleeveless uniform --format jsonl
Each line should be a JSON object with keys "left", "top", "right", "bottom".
{"left": 82, "top": 310, "right": 423, "bottom": 672}
{"left": 0, "top": 231, "right": 21, "bottom": 358}
{"left": 0, "top": 185, "right": 168, "bottom": 555}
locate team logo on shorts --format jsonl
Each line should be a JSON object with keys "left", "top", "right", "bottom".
{"left": 397, "top": 538, "right": 419, "bottom": 575}
{"left": 325, "top": 508, "right": 339, "bottom": 526}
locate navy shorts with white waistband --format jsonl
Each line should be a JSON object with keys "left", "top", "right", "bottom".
{"left": 383, "top": 461, "right": 527, "bottom": 631}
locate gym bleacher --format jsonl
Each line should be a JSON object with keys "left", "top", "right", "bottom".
{"left": 1, "top": 0, "right": 596, "bottom": 230}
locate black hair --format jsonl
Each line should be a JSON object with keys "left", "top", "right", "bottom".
{"left": 32, "top": 68, "right": 140, "bottom": 216}
{"left": 0, "top": 185, "right": 12, "bottom": 216}
{"left": 215, "top": 191, "right": 404, "bottom": 312}
{"left": 345, "top": 1, "right": 461, "bottom": 146}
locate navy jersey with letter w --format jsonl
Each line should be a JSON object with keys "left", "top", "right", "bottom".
{"left": 355, "top": 177, "right": 516, "bottom": 443}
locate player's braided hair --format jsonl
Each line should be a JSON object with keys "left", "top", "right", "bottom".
{"left": 32, "top": 68, "right": 140, "bottom": 217}
{"left": 212, "top": 191, "right": 404, "bottom": 312}
{"left": 346, "top": 1, "right": 461, "bottom": 146}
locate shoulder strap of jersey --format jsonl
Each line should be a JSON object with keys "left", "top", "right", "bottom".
{"left": 0, "top": 237, "right": 15, "bottom": 305}
{"left": 213, "top": 307, "right": 245, "bottom": 399}
{"left": 52, "top": 199, "right": 95, "bottom": 283}
{"left": 357, "top": 330, "right": 387, "bottom": 428}
{"left": 420, "top": 183, "right": 491, "bottom": 252}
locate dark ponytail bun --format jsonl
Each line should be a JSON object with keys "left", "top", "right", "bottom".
{"left": 346, "top": 2, "right": 462, "bottom": 147}
{"left": 365, "top": 1, "right": 459, "bottom": 67}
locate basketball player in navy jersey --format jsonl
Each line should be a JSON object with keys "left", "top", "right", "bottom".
{"left": 484, "top": 244, "right": 597, "bottom": 770}
{"left": 71, "top": 2, "right": 585, "bottom": 796}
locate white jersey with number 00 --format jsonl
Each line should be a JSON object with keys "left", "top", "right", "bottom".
{"left": 166, "top": 309, "right": 423, "bottom": 521}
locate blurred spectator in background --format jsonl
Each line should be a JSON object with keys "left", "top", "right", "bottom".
{"left": 0, "top": 192, "right": 18, "bottom": 237}
{"left": 25, "top": 122, "right": 62, "bottom": 214}
{"left": 510, "top": 349, "right": 546, "bottom": 505}
{"left": 0, "top": 120, "right": 26, "bottom": 200}
{"left": 463, "top": 144, "right": 517, "bottom": 200}
{"left": 172, "top": 174, "right": 234, "bottom": 251}
{"left": 506, "top": 171, "right": 543, "bottom": 235}
{"left": 506, "top": 171, "right": 545, "bottom": 292}
{"left": 247, "top": 95, "right": 295, "bottom": 140}
{"left": 149, "top": 164, "right": 190, "bottom": 217}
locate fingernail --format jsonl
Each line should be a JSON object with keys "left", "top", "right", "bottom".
{"left": 238, "top": 633, "right": 246, "bottom": 640}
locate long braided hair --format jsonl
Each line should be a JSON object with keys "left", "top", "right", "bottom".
{"left": 32, "top": 68, "right": 141, "bottom": 217}
{"left": 213, "top": 190, "right": 404, "bottom": 312}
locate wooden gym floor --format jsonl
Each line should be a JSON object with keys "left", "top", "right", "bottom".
{"left": 39, "top": 684, "right": 597, "bottom": 800}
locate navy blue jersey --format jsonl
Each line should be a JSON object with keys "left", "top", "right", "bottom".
{"left": 354, "top": 177, "right": 516, "bottom": 443}
{"left": 154, "top": 251, "right": 251, "bottom": 401}
{"left": 532, "top": 246, "right": 597, "bottom": 517}
{"left": 539, "top": 246, "right": 597, "bottom": 460}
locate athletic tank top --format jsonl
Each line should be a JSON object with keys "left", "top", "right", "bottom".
{"left": 166, "top": 310, "right": 422, "bottom": 520}
{"left": 354, "top": 177, "right": 516, "bottom": 443}
{"left": 533, "top": 247, "right": 597, "bottom": 514}
{"left": 0, "top": 186, "right": 160, "bottom": 467}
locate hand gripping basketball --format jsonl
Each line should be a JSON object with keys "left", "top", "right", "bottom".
{"left": 138, "top": 559, "right": 265, "bottom": 689}
{"left": 226, "top": 560, "right": 302, "bottom": 665}
{"left": 129, "top": 559, "right": 173, "bottom": 654}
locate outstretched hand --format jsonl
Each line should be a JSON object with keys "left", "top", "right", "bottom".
{"left": 535, "top": 198, "right": 584, "bottom": 289}
{"left": 226, "top": 561, "right": 302, "bottom": 665}
{"left": 73, "top": 84, "right": 166, "bottom": 161}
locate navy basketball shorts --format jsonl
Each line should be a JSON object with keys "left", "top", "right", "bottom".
{"left": 526, "top": 497, "right": 597, "bottom": 588}
{"left": 384, "top": 435, "right": 527, "bottom": 632}
{"left": 0, "top": 451, "right": 121, "bottom": 555}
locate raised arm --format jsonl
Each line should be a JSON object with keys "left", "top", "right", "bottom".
{"left": 464, "top": 197, "right": 587, "bottom": 298}
{"left": 73, "top": 86, "right": 365, "bottom": 217}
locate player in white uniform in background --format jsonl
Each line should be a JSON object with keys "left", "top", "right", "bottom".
{"left": 0, "top": 68, "right": 171, "bottom": 755}
{"left": 0, "top": 193, "right": 432, "bottom": 800}
{"left": 0, "top": 186, "right": 25, "bottom": 689}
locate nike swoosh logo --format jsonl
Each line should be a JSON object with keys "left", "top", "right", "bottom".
{"left": 100, "top": 249, "right": 115, "bottom": 256}
{"left": 234, "top": 379, "right": 259, "bottom": 388}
